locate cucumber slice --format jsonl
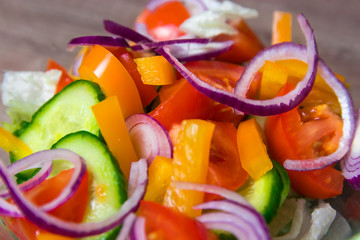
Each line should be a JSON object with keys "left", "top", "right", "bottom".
{"left": 237, "top": 162, "right": 287, "bottom": 223}
{"left": 12, "top": 80, "right": 104, "bottom": 181}
{"left": 52, "top": 131, "right": 127, "bottom": 240}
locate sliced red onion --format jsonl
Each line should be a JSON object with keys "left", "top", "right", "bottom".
{"left": 104, "top": 20, "right": 152, "bottom": 43}
{"left": 341, "top": 109, "right": 360, "bottom": 189}
{"left": 283, "top": 59, "right": 356, "bottom": 171}
{"left": 68, "top": 36, "right": 129, "bottom": 49}
{"left": 129, "top": 216, "right": 146, "bottom": 240}
{"left": 0, "top": 149, "right": 86, "bottom": 217}
{"left": 195, "top": 200, "right": 270, "bottom": 240}
{"left": 197, "top": 212, "right": 259, "bottom": 239}
{"left": 156, "top": 14, "right": 318, "bottom": 116}
{"left": 116, "top": 213, "right": 136, "bottom": 240}
{"left": 130, "top": 38, "right": 210, "bottom": 51}
{"left": 0, "top": 158, "right": 148, "bottom": 238}
{"left": 171, "top": 40, "right": 233, "bottom": 62}
{"left": 173, "top": 181, "right": 270, "bottom": 239}
{"left": 126, "top": 114, "right": 173, "bottom": 166}
{"left": 0, "top": 159, "right": 53, "bottom": 198}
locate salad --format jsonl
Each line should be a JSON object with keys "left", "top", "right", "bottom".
{"left": 0, "top": 0, "right": 359, "bottom": 239}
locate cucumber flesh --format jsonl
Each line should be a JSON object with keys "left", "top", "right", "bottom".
{"left": 237, "top": 162, "right": 286, "bottom": 223}
{"left": 12, "top": 80, "right": 104, "bottom": 181}
{"left": 52, "top": 131, "right": 127, "bottom": 240}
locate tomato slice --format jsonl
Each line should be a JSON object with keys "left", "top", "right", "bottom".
{"left": 138, "top": 200, "right": 217, "bottom": 240}
{"left": 46, "top": 59, "right": 74, "bottom": 93}
{"left": 264, "top": 84, "right": 344, "bottom": 199}
{"left": 214, "top": 18, "right": 264, "bottom": 64}
{"left": 2, "top": 169, "right": 89, "bottom": 240}
{"left": 135, "top": 0, "right": 191, "bottom": 41}
{"left": 206, "top": 121, "right": 248, "bottom": 201}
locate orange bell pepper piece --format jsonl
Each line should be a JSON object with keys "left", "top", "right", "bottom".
{"left": 91, "top": 96, "right": 138, "bottom": 179}
{"left": 163, "top": 119, "right": 215, "bottom": 217}
{"left": 109, "top": 47, "right": 158, "bottom": 106}
{"left": 0, "top": 127, "right": 32, "bottom": 159}
{"left": 272, "top": 11, "right": 292, "bottom": 45}
{"left": 144, "top": 156, "right": 173, "bottom": 203}
{"left": 78, "top": 45, "right": 143, "bottom": 118}
{"left": 260, "top": 60, "right": 288, "bottom": 99}
{"left": 134, "top": 55, "right": 176, "bottom": 85}
{"left": 237, "top": 118, "right": 273, "bottom": 180}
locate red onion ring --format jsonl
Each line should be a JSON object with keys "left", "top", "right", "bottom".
{"left": 156, "top": 13, "right": 318, "bottom": 116}
{"left": 197, "top": 211, "right": 259, "bottom": 239}
{"left": 129, "top": 216, "right": 146, "bottom": 240}
{"left": 68, "top": 36, "right": 129, "bottom": 49}
{"left": 341, "top": 109, "right": 360, "bottom": 189}
{"left": 0, "top": 158, "right": 148, "bottom": 238}
{"left": 115, "top": 213, "right": 136, "bottom": 240}
{"left": 104, "top": 20, "right": 152, "bottom": 43}
{"left": 126, "top": 114, "right": 173, "bottom": 165}
{"left": 130, "top": 38, "right": 210, "bottom": 51}
{"left": 0, "top": 160, "right": 53, "bottom": 198}
{"left": 174, "top": 181, "right": 270, "bottom": 240}
{"left": 283, "top": 59, "right": 356, "bottom": 171}
{"left": 0, "top": 149, "right": 86, "bottom": 217}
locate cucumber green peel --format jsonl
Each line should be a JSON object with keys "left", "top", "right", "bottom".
{"left": 11, "top": 80, "right": 105, "bottom": 181}
{"left": 52, "top": 131, "right": 127, "bottom": 240}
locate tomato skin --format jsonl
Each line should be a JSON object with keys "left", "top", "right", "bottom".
{"left": 265, "top": 110, "right": 344, "bottom": 199}
{"left": 46, "top": 59, "right": 74, "bottom": 93}
{"left": 135, "top": 1, "right": 191, "bottom": 41}
{"left": 138, "top": 200, "right": 218, "bottom": 240}
{"left": 206, "top": 121, "right": 248, "bottom": 201}
{"left": 2, "top": 169, "right": 89, "bottom": 240}
{"left": 214, "top": 18, "right": 264, "bottom": 64}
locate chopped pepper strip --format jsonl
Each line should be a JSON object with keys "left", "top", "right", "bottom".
{"left": 78, "top": 45, "right": 143, "bottom": 118}
{"left": 0, "top": 127, "right": 32, "bottom": 159}
{"left": 237, "top": 118, "right": 273, "bottom": 180}
{"left": 163, "top": 119, "right": 215, "bottom": 217}
{"left": 272, "top": 11, "right": 292, "bottom": 45}
{"left": 144, "top": 155, "right": 173, "bottom": 203}
{"left": 134, "top": 55, "right": 176, "bottom": 85}
{"left": 91, "top": 96, "right": 138, "bottom": 179}
{"left": 260, "top": 60, "right": 288, "bottom": 99}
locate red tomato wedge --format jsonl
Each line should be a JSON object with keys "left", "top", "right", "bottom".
{"left": 46, "top": 59, "right": 74, "bottom": 93}
{"left": 138, "top": 200, "right": 218, "bottom": 240}
{"left": 265, "top": 84, "right": 344, "bottom": 199}
{"left": 2, "top": 169, "right": 89, "bottom": 240}
{"left": 135, "top": 1, "right": 191, "bottom": 41}
{"left": 206, "top": 121, "right": 248, "bottom": 201}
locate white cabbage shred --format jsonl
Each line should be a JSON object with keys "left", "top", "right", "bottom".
{"left": 1, "top": 69, "right": 61, "bottom": 129}
{"left": 180, "top": 0, "right": 258, "bottom": 38}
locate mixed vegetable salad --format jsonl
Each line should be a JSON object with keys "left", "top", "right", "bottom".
{"left": 0, "top": 0, "right": 359, "bottom": 239}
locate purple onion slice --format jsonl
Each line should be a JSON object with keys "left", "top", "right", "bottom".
{"left": 0, "top": 158, "right": 148, "bottom": 238}
{"left": 129, "top": 216, "right": 147, "bottom": 240}
{"left": 115, "top": 213, "right": 136, "bottom": 240}
{"left": 126, "top": 114, "right": 173, "bottom": 166}
{"left": 68, "top": 36, "right": 129, "bottom": 49}
{"left": 156, "top": 13, "right": 318, "bottom": 116}
{"left": 341, "top": 109, "right": 360, "bottom": 189}
{"left": 130, "top": 38, "right": 210, "bottom": 51}
{"left": 0, "top": 149, "right": 86, "bottom": 217}
{"left": 283, "top": 59, "right": 356, "bottom": 171}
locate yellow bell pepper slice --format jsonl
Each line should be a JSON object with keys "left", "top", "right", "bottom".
{"left": 272, "top": 11, "right": 292, "bottom": 45}
{"left": 260, "top": 60, "right": 288, "bottom": 99}
{"left": 78, "top": 45, "right": 143, "bottom": 118}
{"left": 163, "top": 119, "right": 215, "bottom": 217}
{"left": 134, "top": 55, "right": 176, "bottom": 85}
{"left": 237, "top": 118, "right": 273, "bottom": 180}
{"left": 144, "top": 156, "right": 173, "bottom": 203}
{"left": 0, "top": 127, "right": 32, "bottom": 159}
{"left": 91, "top": 96, "right": 138, "bottom": 179}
